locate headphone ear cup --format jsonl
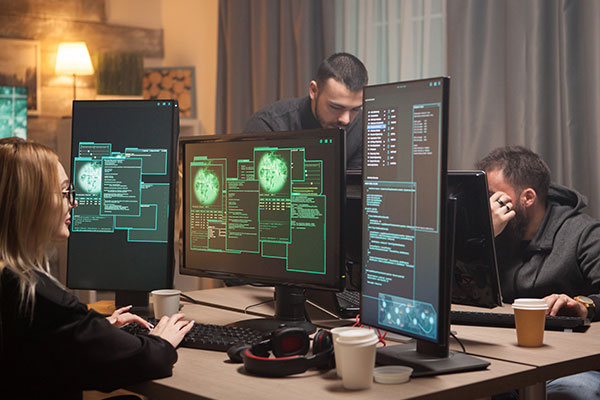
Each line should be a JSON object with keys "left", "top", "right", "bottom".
{"left": 242, "top": 329, "right": 335, "bottom": 376}
{"left": 270, "top": 327, "right": 310, "bottom": 357}
{"left": 312, "top": 330, "right": 333, "bottom": 354}
{"left": 312, "top": 330, "right": 335, "bottom": 370}
{"left": 227, "top": 343, "right": 252, "bottom": 363}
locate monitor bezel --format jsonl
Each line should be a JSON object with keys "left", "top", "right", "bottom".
{"left": 179, "top": 128, "right": 346, "bottom": 292}
{"left": 448, "top": 170, "right": 503, "bottom": 308}
{"left": 360, "top": 77, "right": 451, "bottom": 347}
{"left": 67, "top": 100, "right": 179, "bottom": 292}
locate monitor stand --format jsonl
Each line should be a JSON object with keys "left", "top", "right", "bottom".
{"left": 376, "top": 339, "right": 490, "bottom": 377}
{"left": 230, "top": 286, "right": 316, "bottom": 334}
{"left": 115, "top": 290, "right": 151, "bottom": 318}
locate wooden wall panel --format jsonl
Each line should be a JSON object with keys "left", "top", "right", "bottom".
{"left": 0, "top": 15, "right": 163, "bottom": 58}
{"left": 0, "top": 0, "right": 164, "bottom": 118}
{"left": 0, "top": 0, "right": 106, "bottom": 23}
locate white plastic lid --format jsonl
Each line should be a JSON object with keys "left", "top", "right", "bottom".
{"left": 336, "top": 335, "right": 379, "bottom": 348}
{"left": 330, "top": 326, "right": 366, "bottom": 335}
{"left": 373, "top": 366, "right": 413, "bottom": 384}
{"left": 512, "top": 298, "right": 548, "bottom": 310}
{"left": 336, "top": 328, "right": 377, "bottom": 342}
{"left": 151, "top": 289, "right": 181, "bottom": 296}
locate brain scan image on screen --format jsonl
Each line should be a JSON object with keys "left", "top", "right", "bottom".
{"left": 193, "top": 167, "right": 220, "bottom": 205}
{"left": 186, "top": 138, "right": 331, "bottom": 276}
{"left": 258, "top": 151, "right": 288, "bottom": 194}
{"left": 77, "top": 161, "right": 102, "bottom": 194}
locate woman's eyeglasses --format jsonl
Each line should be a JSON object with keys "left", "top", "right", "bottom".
{"left": 62, "top": 184, "right": 76, "bottom": 206}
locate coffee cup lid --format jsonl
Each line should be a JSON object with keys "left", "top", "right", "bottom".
{"left": 512, "top": 298, "right": 548, "bottom": 310}
{"left": 373, "top": 366, "right": 413, "bottom": 384}
{"left": 336, "top": 332, "right": 379, "bottom": 346}
{"left": 330, "top": 326, "right": 366, "bottom": 335}
{"left": 336, "top": 328, "right": 377, "bottom": 341}
{"left": 151, "top": 289, "right": 181, "bottom": 296}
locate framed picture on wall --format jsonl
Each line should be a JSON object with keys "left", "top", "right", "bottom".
{"left": 0, "top": 38, "right": 41, "bottom": 115}
{"left": 142, "top": 67, "right": 196, "bottom": 118}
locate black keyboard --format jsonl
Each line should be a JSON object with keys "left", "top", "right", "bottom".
{"left": 450, "top": 310, "right": 591, "bottom": 332}
{"left": 336, "top": 289, "right": 360, "bottom": 309}
{"left": 121, "top": 318, "right": 265, "bottom": 351}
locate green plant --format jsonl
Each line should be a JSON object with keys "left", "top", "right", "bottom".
{"left": 95, "top": 52, "right": 143, "bottom": 95}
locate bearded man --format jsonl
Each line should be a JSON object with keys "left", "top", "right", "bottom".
{"left": 243, "top": 53, "right": 367, "bottom": 170}
{"left": 477, "top": 145, "right": 600, "bottom": 400}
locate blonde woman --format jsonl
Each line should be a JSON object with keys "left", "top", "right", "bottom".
{"left": 0, "top": 138, "right": 193, "bottom": 398}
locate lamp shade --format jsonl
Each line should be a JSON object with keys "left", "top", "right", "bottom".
{"left": 55, "top": 42, "right": 94, "bottom": 75}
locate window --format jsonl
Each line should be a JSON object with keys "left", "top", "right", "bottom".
{"left": 335, "top": 0, "right": 446, "bottom": 84}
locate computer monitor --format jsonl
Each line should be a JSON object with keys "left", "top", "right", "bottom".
{"left": 448, "top": 170, "right": 502, "bottom": 308}
{"left": 179, "top": 129, "right": 345, "bottom": 333}
{"left": 308, "top": 170, "right": 501, "bottom": 315}
{"left": 0, "top": 86, "right": 27, "bottom": 139}
{"left": 360, "top": 78, "right": 488, "bottom": 376}
{"left": 344, "top": 169, "right": 362, "bottom": 289}
{"left": 67, "top": 100, "right": 179, "bottom": 313}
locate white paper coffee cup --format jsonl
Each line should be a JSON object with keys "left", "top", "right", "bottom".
{"left": 335, "top": 330, "right": 379, "bottom": 390}
{"left": 151, "top": 289, "right": 181, "bottom": 318}
{"left": 331, "top": 327, "right": 374, "bottom": 378}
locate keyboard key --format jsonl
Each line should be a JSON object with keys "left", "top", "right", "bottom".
{"left": 336, "top": 289, "right": 360, "bottom": 306}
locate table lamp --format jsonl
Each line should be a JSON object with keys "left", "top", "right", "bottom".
{"left": 55, "top": 42, "right": 94, "bottom": 100}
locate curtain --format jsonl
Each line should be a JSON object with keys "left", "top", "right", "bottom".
{"left": 334, "top": 0, "right": 446, "bottom": 84}
{"left": 447, "top": 0, "right": 600, "bottom": 217}
{"left": 216, "top": 0, "right": 335, "bottom": 134}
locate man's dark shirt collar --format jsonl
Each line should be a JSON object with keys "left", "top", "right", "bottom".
{"left": 299, "top": 96, "right": 321, "bottom": 129}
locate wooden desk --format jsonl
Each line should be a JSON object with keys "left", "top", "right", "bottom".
{"left": 129, "top": 301, "right": 537, "bottom": 400}
{"left": 448, "top": 303, "right": 600, "bottom": 381}
{"left": 182, "top": 285, "right": 600, "bottom": 376}
{"left": 451, "top": 322, "right": 600, "bottom": 382}
{"left": 167, "top": 286, "right": 600, "bottom": 399}
{"left": 182, "top": 285, "right": 348, "bottom": 325}
{"left": 181, "top": 286, "right": 275, "bottom": 317}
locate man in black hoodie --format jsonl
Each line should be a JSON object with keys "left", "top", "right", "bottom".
{"left": 477, "top": 146, "right": 600, "bottom": 400}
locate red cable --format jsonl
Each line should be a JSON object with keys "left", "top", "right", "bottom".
{"left": 353, "top": 314, "right": 387, "bottom": 346}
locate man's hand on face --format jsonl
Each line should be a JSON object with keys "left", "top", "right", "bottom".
{"left": 489, "top": 191, "right": 516, "bottom": 236}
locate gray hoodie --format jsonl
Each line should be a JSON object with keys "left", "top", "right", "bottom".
{"left": 495, "top": 183, "right": 600, "bottom": 320}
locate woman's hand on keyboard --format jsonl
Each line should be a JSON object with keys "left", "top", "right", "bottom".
{"left": 107, "top": 305, "right": 152, "bottom": 329}
{"left": 150, "top": 313, "right": 194, "bottom": 348}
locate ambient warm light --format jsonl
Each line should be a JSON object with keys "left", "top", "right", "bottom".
{"left": 55, "top": 42, "right": 94, "bottom": 100}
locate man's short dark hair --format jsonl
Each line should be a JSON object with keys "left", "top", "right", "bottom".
{"left": 315, "top": 53, "right": 368, "bottom": 92}
{"left": 476, "top": 146, "right": 551, "bottom": 205}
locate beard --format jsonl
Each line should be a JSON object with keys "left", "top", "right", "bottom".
{"left": 506, "top": 203, "right": 530, "bottom": 241}
{"left": 313, "top": 94, "right": 349, "bottom": 130}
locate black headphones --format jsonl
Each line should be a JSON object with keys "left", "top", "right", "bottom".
{"left": 227, "top": 326, "right": 334, "bottom": 377}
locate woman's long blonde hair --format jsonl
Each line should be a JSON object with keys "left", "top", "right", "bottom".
{"left": 0, "top": 138, "right": 63, "bottom": 312}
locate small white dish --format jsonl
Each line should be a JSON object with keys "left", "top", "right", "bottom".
{"left": 373, "top": 365, "right": 413, "bottom": 384}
